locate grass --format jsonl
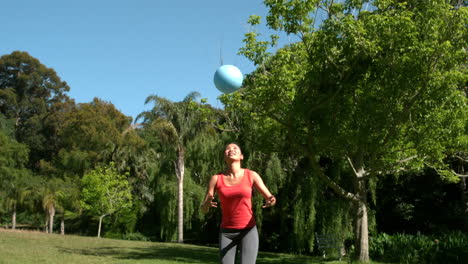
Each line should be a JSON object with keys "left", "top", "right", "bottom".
{"left": 0, "top": 229, "right": 387, "bottom": 264}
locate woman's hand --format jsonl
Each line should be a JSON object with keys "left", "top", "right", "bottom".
{"left": 262, "top": 195, "right": 276, "bottom": 208}
{"left": 201, "top": 195, "right": 217, "bottom": 213}
{"left": 201, "top": 175, "right": 218, "bottom": 214}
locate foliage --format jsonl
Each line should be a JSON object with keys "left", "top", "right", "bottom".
{"left": 58, "top": 98, "right": 132, "bottom": 169}
{"left": 37, "top": 177, "right": 65, "bottom": 232}
{"left": 1, "top": 172, "right": 35, "bottom": 210}
{"left": 152, "top": 174, "right": 177, "bottom": 241}
{"left": 137, "top": 92, "right": 213, "bottom": 243}
{"left": 238, "top": 0, "right": 468, "bottom": 180}
{"left": 0, "top": 51, "right": 70, "bottom": 165}
{"left": 0, "top": 2, "right": 466, "bottom": 257}
{"left": 231, "top": 0, "right": 468, "bottom": 260}
{"left": 370, "top": 232, "right": 468, "bottom": 263}
{"left": 0, "top": 128, "right": 30, "bottom": 188}
{"left": 122, "top": 232, "right": 150, "bottom": 241}
{"left": 0, "top": 129, "right": 34, "bottom": 227}
{"left": 376, "top": 169, "right": 467, "bottom": 234}
{"left": 80, "top": 163, "right": 133, "bottom": 227}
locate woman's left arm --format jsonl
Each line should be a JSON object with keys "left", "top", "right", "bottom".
{"left": 251, "top": 170, "right": 276, "bottom": 208}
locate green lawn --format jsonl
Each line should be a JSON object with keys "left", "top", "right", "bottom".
{"left": 0, "top": 229, "right": 385, "bottom": 264}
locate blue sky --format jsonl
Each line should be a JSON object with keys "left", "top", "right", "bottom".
{"left": 1, "top": 0, "right": 295, "bottom": 121}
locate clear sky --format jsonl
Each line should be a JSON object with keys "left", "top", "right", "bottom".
{"left": 1, "top": 0, "right": 295, "bottom": 121}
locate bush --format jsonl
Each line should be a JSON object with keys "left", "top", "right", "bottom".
{"left": 103, "top": 231, "right": 122, "bottom": 239}
{"left": 370, "top": 232, "right": 468, "bottom": 263}
{"left": 103, "top": 231, "right": 149, "bottom": 241}
{"left": 122, "top": 232, "right": 150, "bottom": 241}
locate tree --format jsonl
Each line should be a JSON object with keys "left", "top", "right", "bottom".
{"left": 0, "top": 118, "right": 29, "bottom": 189}
{"left": 42, "top": 97, "right": 134, "bottom": 195}
{"left": 0, "top": 51, "right": 70, "bottom": 166}
{"left": 55, "top": 176, "right": 81, "bottom": 235}
{"left": 233, "top": 0, "right": 468, "bottom": 261}
{"left": 1, "top": 172, "right": 34, "bottom": 230}
{"left": 0, "top": 123, "right": 32, "bottom": 229}
{"left": 102, "top": 123, "right": 157, "bottom": 215}
{"left": 36, "top": 177, "right": 69, "bottom": 234}
{"left": 58, "top": 98, "right": 132, "bottom": 169}
{"left": 137, "top": 92, "right": 205, "bottom": 243}
{"left": 81, "top": 163, "right": 133, "bottom": 238}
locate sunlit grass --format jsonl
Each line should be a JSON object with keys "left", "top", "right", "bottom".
{"left": 0, "top": 229, "right": 387, "bottom": 264}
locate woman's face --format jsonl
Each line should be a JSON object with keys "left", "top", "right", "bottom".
{"left": 224, "top": 143, "right": 243, "bottom": 162}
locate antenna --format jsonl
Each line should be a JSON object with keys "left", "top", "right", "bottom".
{"left": 220, "top": 37, "right": 224, "bottom": 66}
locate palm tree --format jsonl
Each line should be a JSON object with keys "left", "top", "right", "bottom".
{"left": 3, "top": 173, "right": 34, "bottom": 229}
{"left": 137, "top": 92, "right": 204, "bottom": 243}
{"left": 56, "top": 177, "right": 81, "bottom": 235}
{"left": 101, "top": 122, "right": 157, "bottom": 213}
{"left": 38, "top": 178, "right": 65, "bottom": 234}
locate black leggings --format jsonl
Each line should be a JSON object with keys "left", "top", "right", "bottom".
{"left": 219, "top": 226, "right": 259, "bottom": 264}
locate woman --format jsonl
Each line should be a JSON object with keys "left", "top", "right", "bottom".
{"left": 201, "top": 143, "right": 276, "bottom": 264}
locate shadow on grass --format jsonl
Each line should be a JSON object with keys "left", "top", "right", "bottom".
{"left": 257, "top": 251, "right": 336, "bottom": 264}
{"left": 58, "top": 244, "right": 218, "bottom": 263}
{"left": 57, "top": 244, "right": 334, "bottom": 264}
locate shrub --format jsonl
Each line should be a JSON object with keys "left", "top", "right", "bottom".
{"left": 370, "top": 232, "right": 468, "bottom": 263}
{"left": 122, "top": 232, "right": 150, "bottom": 241}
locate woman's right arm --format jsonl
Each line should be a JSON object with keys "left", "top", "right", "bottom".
{"left": 201, "top": 174, "right": 218, "bottom": 214}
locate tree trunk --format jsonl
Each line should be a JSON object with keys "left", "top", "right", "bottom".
{"left": 352, "top": 156, "right": 370, "bottom": 263}
{"left": 355, "top": 199, "right": 370, "bottom": 262}
{"left": 308, "top": 152, "right": 370, "bottom": 262}
{"left": 176, "top": 146, "right": 185, "bottom": 243}
{"left": 45, "top": 215, "right": 49, "bottom": 233}
{"left": 456, "top": 162, "right": 467, "bottom": 232}
{"left": 460, "top": 176, "right": 467, "bottom": 232}
{"left": 98, "top": 214, "right": 106, "bottom": 238}
{"left": 60, "top": 215, "right": 65, "bottom": 235}
{"left": 12, "top": 204, "right": 16, "bottom": 230}
{"left": 48, "top": 205, "right": 55, "bottom": 234}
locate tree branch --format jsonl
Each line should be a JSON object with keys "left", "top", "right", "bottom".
{"left": 310, "top": 155, "right": 359, "bottom": 202}
{"left": 258, "top": 106, "right": 359, "bottom": 203}
{"left": 455, "top": 155, "right": 468, "bottom": 163}
{"left": 454, "top": 172, "right": 468, "bottom": 178}
{"left": 347, "top": 156, "right": 359, "bottom": 176}
{"left": 396, "top": 155, "right": 418, "bottom": 164}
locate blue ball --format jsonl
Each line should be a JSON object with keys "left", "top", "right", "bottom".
{"left": 213, "top": 65, "right": 243, "bottom": 93}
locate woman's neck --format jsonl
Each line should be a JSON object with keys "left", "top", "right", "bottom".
{"left": 225, "top": 161, "right": 243, "bottom": 177}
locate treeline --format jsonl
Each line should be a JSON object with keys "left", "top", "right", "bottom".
{"left": 1, "top": 1, "right": 468, "bottom": 262}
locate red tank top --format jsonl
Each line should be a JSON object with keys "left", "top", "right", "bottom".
{"left": 216, "top": 169, "right": 256, "bottom": 229}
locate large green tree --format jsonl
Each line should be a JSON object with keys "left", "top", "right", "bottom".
{"left": 1, "top": 171, "right": 34, "bottom": 230}
{"left": 81, "top": 163, "right": 133, "bottom": 238}
{"left": 55, "top": 176, "right": 81, "bottom": 235}
{"left": 0, "top": 117, "right": 29, "bottom": 188}
{"left": 103, "top": 124, "right": 157, "bottom": 216}
{"left": 232, "top": 0, "right": 468, "bottom": 261}
{"left": 45, "top": 97, "right": 133, "bottom": 179}
{"left": 0, "top": 51, "right": 70, "bottom": 166}
{"left": 138, "top": 92, "right": 206, "bottom": 243}
{"left": 36, "top": 177, "right": 69, "bottom": 234}
{"left": 48, "top": 98, "right": 146, "bottom": 236}
{"left": 0, "top": 118, "right": 32, "bottom": 229}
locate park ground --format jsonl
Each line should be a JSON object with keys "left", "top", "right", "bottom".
{"left": 0, "top": 229, "right": 388, "bottom": 264}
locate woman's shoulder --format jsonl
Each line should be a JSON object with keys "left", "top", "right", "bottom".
{"left": 208, "top": 174, "right": 220, "bottom": 188}
{"left": 245, "top": 168, "right": 259, "bottom": 176}
{"left": 244, "top": 169, "right": 260, "bottom": 182}
{"left": 246, "top": 169, "right": 263, "bottom": 185}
